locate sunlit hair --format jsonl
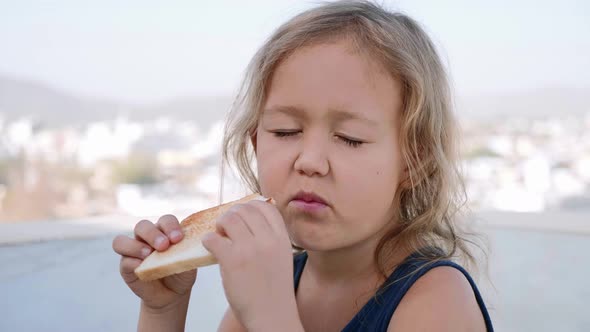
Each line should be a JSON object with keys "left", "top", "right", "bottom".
{"left": 220, "top": 0, "right": 486, "bottom": 278}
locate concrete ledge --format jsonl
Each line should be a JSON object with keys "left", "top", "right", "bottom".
{"left": 0, "top": 210, "right": 194, "bottom": 246}
{"left": 0, "top": 210, "right": 588, "bottom": 246}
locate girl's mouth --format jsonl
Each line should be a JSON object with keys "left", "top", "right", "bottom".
{"left": 289, "top": 199, "right": 328, "bottom": 212}
{"left": 289, "top": 191, "right": 329, "bottom": 212}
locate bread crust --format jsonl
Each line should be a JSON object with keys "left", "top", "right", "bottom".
{"left": 134, "top": 193, "right": 269, "bottom": 281}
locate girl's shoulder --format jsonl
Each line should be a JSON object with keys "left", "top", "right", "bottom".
{"left": 386, "top": 261, "right": 492, "bottom": 331}
{"left": 376, "top": 251, "right": 494, "bottom": 332}
{"left": 293, "top": 250, "right": 494, "bottom": 332}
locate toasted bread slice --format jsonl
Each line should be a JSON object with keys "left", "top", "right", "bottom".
{"left": 134, "top": 193, "right": 270, "bottom": 281}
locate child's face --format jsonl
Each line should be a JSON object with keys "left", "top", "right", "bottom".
{"left": 254, "top": 40, "right": 405, "bottom": 252}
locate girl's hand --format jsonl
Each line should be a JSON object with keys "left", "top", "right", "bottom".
{"left": 112, "top": 215, "right": 197, "bottom": 312}
{"left": 202, "top": 199, "right": 300, "bottom": 331}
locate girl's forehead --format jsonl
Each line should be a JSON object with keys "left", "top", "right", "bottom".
{"left": 262, "top": 104, "right": 380, "bottom": 128}
{"left": 277, "top": 41, "right": 387, "bottom": 77}
{"left": 263, "top": 42, "right": 402, "bottom": 125}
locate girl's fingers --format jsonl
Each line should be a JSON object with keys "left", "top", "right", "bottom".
{"left": 201, "top": 231, "right": 231, "bottom": 261}
{"left": 248, "top": 200, "right": 287, "bottom": 236}
{"left": 232, "top": 203, "right": 273, "bottom": 238}
{"left": 156, "top": 214, "right": 184, "bottom": 244}
{"left": 134, "top": 219, "right": 170, "bottom": 251}
{"left": 216, "top": 208, "right": 254, "bottom": 242}
{"left": 112, "top": 234, "right": 154, "bottom": 259}
{"left": 119, "top": 256, "right": 142, "bottom": 284}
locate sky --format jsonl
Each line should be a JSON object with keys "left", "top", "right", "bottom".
{"left": 1, "top": 0, "right": 589, "bottom": 104}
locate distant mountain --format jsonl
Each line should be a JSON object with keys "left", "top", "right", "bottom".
{"left": 0, "top": 75, "right": 233, "bottom": 130}
{"left": 137, "top": 96, "right": 233, "bottom": 131}
{"left": 0, "top": 75, "right": 123, "bottom": 126}
{"left": 1, "top": 74, "right": 588, "bottom": 129}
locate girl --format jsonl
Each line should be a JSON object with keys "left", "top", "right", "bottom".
{"left": 112, "top": 1, "right": 494, "bottom": 331}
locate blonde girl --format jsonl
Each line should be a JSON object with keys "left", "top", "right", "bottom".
{"left": 113, "top": 1, "right": 493, "bottom": 331}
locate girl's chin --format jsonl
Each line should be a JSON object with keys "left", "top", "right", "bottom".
{"left": 289, "top": 234, "right": 345, "bottom": 252}
{"left": 289, "top": 233, "right": 323, "bottom": 251}
{"left": 285, "top": 217, "right": 355, "bottom": 251}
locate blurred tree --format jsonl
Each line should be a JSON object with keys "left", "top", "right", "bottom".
{"left": 110, "top": 153, "right": 159, "bottom": 185}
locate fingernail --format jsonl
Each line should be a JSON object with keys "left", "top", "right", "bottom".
{"left": 155, "top": 236, "right": 166, "bottom": 248}
{"left": 170, "top": 230, "right": 182, "bottom": 241}
{"left": 142, "top": 247, "right": 152, "bottom": 258}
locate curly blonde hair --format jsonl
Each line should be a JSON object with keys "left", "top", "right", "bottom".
{"left": 220, "top": 0, "right": 486, "bottom": 278}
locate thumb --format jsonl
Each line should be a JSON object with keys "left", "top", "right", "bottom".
{"left": 201, "top": 232, "right": 231, "bottom": 262}
{"left": 163, "top": 269, "right": 197, "bottom": 295}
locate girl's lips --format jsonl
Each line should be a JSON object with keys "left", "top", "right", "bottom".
{"left": 290, "top": 199, "right": 328, "bottom": 212}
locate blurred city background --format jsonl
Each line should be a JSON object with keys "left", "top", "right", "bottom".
{"left": 1, "top": 0, "right": 589, "bottom": 331}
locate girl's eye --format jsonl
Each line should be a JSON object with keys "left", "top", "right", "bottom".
{"left": 273, "top": 131, "right": 300, "bottom": 138}
{"left": 340, "top": 136, "right": 363, "bottom": 148}
{"left": 272, "top": 130, "right": 364, "bottom": 148}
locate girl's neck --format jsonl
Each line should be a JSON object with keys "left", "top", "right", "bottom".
{"left": 303, "top": 226, "right": 411, "bottom": 288}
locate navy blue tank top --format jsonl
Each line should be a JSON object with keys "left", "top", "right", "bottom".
{"left": 293, "top": 251, "right": 494, "bottom": 331}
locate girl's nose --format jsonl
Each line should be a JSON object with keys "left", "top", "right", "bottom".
{"left": 293, "top": 134, "right": 330, "bottom": 177}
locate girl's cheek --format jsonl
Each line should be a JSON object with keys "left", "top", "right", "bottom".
{"left": 257, "top": 158, "right": 280, "bottom": 189}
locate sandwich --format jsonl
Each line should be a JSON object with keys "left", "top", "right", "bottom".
{"left": 134, "top": 193, "right": 272, "bottom": 281}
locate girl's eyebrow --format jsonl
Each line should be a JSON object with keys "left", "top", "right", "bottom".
{"left": 264, "top": 105, "right": 378, "bottom": 127}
